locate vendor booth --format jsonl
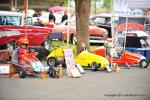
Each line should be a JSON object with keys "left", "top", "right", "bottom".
{"left": 112, "top": 0, "right": 150, "bottom": 62}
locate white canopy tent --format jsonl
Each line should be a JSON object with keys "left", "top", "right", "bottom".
{"left": 114, "top": 0, "right": 150, "bottom": 9}
{"left": 128, "top": 0, "right": 150, "bottom": 8}
{"left": 110, "top": 0, "right": 150, "bottom": 67}
{"left": 114, "top": 0, "right": 150, "bottom": 16}
{"left": 112, "top": 0, "right": 150, "bottom": 46}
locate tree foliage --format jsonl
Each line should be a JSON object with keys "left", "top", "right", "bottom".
{"left": 17, "top": 0, "right": 66, "bottom": 9}
{"left": 102, "top": 0, "right": 111, "bottom": 12}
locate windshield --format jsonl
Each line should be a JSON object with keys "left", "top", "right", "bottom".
{"left": 0, "top": 16, "right": 22, "bottom": 26}
{"left": 92, "top": 17, "right": 111, "bottom": 26}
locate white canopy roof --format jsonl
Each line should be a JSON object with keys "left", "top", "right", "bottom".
{"left": 128, "top": 0, "right": 150, "bottom": 8}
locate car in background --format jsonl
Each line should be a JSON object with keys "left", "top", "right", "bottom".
{"left": 53, "top": 19, "right": 108, "bottom": 44}
{"left": 0, "top": 11, "right": 53, "bottom": 50}
{"left": 90, "top": 13, "right": 112, "bottom": 38}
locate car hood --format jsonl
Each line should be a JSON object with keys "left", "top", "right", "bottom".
{"left": 54, "top": 25, "right": 107, "bottom": 36}
{"left": 89, "top": 26, "right": 106, "bottom": 36}
{"left": 75, "top": 50, "right": 109, "bottom": 63}
{"left": 54, "top": 25, "right": 76, "bottom": 33}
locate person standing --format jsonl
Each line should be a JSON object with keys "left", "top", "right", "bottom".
{"left": 33, "top": 18, "right": 44, "bottom": 27}
{"left": 61, "top": 11, "right": 68, "bottom": 23}
{"left": 49, "top": 11, "right": 56, "bottom": 23}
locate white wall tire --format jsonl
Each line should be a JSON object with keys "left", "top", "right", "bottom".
{"left": 47, "top": 57, "right": 58, "bottom": 66}
{"left": 139, "top": 59, "right": 149, "bottom": 68}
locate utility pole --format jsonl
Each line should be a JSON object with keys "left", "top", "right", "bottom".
{"left": 10, "top": 0, "right": 14, "bottom": 11}
{"left": 94, "top": 0, "right": 97, "bottom": 14}
{"left": 15, "top": 0, "right": 17, "bottom": 11}
{"left": 10, "top": 0, "right": 17, "bottom": 11}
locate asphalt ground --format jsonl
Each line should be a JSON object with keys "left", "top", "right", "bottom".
{"left": 0, "top": 62, "right": 150, "bottom": 100}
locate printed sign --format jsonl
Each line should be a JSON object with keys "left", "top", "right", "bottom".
{"left": 63, "top": 49, "right": 76, "bottom": 77}
{"left": 75, "top": 63, "right": 85, "bottom": 74}
{"left": 117, "top": 17, "right": 145, "bottom": 32}
{"left": 117, "top": 22, "right": 144, "bottom": 32}
{"left": 71, "top": 67, "right": 81, "bottom": 78}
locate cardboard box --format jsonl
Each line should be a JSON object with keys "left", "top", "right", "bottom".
{"left": 0, "top": 64, "right": 10, "bottom": 74}
{"left": 0, "top": 50, "right": 12, "bottom": 61}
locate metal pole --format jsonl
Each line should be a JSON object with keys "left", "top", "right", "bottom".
{"left": 24, "top": 0, "right": 28, "bottom": 38}
{"left": 15, "top": 0, "right": 17, "bottom": 11}
{"left": 123, "top": 16, "right": 128, "bottom": 52}
{"left": 67, "top": 0, "right": 70, "bottom": 48}
{"left": 110, "top": 0, "right": 115, "bottom": 69}
{"left": 123, "top": 1, "right": 128, "bottom": 52}
{"left": 94, "top": 0, "right": 97, "bottom": 14}
{"left": 10, "top": 0, "right": 13, "bottom": 11}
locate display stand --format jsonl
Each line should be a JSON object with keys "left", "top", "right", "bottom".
{"left": 63, "top": 49, "right": 81, "bottom": 77}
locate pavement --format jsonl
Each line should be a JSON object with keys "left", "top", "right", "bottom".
{"left": 0, "top": 62, "right": 150, "bottom": 100}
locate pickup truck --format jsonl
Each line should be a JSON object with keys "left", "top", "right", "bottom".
{"left": 0, "top": 11, "right": 52, "bottom": 50}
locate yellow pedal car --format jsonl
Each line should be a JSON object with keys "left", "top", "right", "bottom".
{"left": 46, "top": 46, "right": 110, "bottom": 71}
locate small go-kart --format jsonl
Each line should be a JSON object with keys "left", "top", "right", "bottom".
{"left": 11, "top": 49, "right": 49, "bottom": 78}
{"left": 92, "top": 46, "right": 149, "bottom": 68}
{"left": 47, "top": 46, "right": 111, "bottom": 72}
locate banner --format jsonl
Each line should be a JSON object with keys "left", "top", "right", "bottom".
{"left": 63, "top": 49, "right": 75, "bottom": 77}
{"left": 112, "top": 0, "right": 150, "bottom": 51}
{"left": 128, "top": 0, "right": 150, "bottom": 8}
{"left": 117, "top": 17, "right": 145, "bottom": 32}
{"left": 114, "top": 0, "right": 128, "bottom": 16}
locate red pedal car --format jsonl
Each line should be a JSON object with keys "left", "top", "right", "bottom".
{"left": 92, "top": 46, "right": 149, "bottom": 68}
{"left": 11, "top": 49, "right": 49, "bottom": 78}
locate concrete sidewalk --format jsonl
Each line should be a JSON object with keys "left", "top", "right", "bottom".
{"left": 0, "top": 63, "right": 150, "bottom": 100}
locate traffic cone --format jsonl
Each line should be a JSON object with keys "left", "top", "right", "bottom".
{"left": 41, "top": 69, "right": 46, "bottom": 80}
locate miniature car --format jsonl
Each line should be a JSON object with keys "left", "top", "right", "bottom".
{"left": 11, "top": 49, "right": 49, "bottom": 78}
{"left": 121, "top": 31, "right": 150, "bottom": 63}
{"left": 92, "top": 46, "right": 149, "bottom": 68}
{"left": 46, "top": 46, "right": 110, "bottom": 72}
{"left": 74, "top": 50, "right": 110, "bottom": 71}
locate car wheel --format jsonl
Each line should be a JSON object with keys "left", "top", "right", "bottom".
{"left": 139, "top": 59, "right": 149, "bottom": 68}
{"left": 19, "top": 67, "right": 26, "bottom": 78}
{"left": 48, "top": 66, "right": 57, "bottom": 78}
{"left": 91, "top": 62, "right": 99, "bottom": 71}
{"left": 43, "top": 37, "right": 51, "bottom": 50}
{"left": 7, "top": 41, "right": 15, "bottom": 50}
{"left": 47, "top": 57, "right": 58, "bottom": 66}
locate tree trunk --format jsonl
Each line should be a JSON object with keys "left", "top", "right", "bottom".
{"left": 74, "top": 0, "right": 91, "bottom": 54}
